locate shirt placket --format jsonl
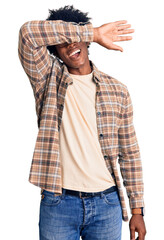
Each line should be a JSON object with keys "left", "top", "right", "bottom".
{"left": 94, "top": 80, "right": 114, "bottom": 178}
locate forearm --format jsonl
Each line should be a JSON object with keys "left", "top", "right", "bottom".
{"left": 19, "top": 20, "right": 94, "bottom": 49}
{"left": 119, "top": 151, "right": 145, "bottom": 209}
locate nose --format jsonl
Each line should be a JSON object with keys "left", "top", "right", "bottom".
{"left": 67, "top": 42, "right": 78, "bottom": 49}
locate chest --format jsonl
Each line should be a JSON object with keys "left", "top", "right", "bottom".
{"left": 57, "top": 79, "right": 121, "bottom": 146}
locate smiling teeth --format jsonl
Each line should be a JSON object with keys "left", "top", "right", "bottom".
{"left": 69, "top": 49, "right": 80, "bottom": 57}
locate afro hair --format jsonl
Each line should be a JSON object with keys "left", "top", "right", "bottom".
{"left": 46, "top": 5, "right": 92, "bottom": 57}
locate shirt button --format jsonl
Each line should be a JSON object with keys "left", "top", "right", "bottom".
{"left": 99, "top": 133, "right": 103, "bottom": 138}
{"left": 97, "top": 112, "right": 101, "bottom": 116}
{"left": 104, "top": 155, "right": 108, "bottom": 160}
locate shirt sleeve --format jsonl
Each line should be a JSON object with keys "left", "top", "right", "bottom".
{"left": 118, "top": 88, "right": 145, "bottom": 211}
{"left": 18, "top": 20, "right": 94, "bottom": 99}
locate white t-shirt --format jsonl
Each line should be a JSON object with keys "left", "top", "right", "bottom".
{"left": 59, "top": 71, "right": 115, "bottom": 192}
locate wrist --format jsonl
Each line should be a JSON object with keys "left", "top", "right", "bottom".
{"left": 93, "top": 27, "right": 99, "bottom": 42}
{"left": 131, "top": 207, "right": 144, "bottom": 216}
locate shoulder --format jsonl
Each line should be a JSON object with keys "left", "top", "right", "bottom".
{"left": 99, "top": 70, "right": 129, "bottom": 97}
{"left": 49, "top": 55, "right": 64, "bottom": 75}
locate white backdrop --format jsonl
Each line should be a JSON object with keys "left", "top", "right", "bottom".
{"left": 1, "top": 0, "right": 163, "bottom": 239}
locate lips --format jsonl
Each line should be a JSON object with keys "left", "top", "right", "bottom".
{"left": 68, "top": 48, "right": 81, "bottom": 59}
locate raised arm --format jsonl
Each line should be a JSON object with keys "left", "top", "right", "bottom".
{"left": 18, "top": 20, "right": 94, "bottom": 98}
{"left": 18, "top": 19, "right": 134, "bottom": 97}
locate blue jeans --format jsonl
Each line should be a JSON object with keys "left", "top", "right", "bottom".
{"left": 39, "top": 187, "right": 122, "bottom": 240}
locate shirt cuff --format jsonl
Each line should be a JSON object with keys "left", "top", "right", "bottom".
{"left": 129, "top": 195, "right": 145, "bottom": 210}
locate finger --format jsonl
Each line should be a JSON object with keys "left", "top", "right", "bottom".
{"left": 130, "top": 228, "right": 135, "bottom": 240}
{"left": 108, "top": 43, "right": 123, "bottom": 52}
{"left": 117, "top": 24, "right": 132, "bottom": 30}
{"left": 114, "top": 20, "right": 127, "bottom": 25}
{"left": 115, "top": 35, "right": 133, "bottom": 41}
{"left": 118, "top": 29, "right": 135, "bottom": 35}
{"left": 139, "top": 231, "right": 145, "bottom": 240}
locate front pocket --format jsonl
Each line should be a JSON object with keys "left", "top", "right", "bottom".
{"left": 103, "top": 191, "right": 120, "bottom": 206}
{"left": 41, "top": 194, "right": 62, "bottom": 206}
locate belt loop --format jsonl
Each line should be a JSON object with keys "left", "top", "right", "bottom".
{"left": 61, "top": 188, "right": 66, "bottom": 199}
{"left": 79, "top": 192, "right": 82, "bottom": 199}
{"left": 92, "top": 192, "right": 95, "bottom": 197}
{"left": 100, "top": 192, "right": 104, "bottom": 198}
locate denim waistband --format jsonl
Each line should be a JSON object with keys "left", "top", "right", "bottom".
{"left": 42, "top": 185, "right": 118, "bottom": 198}
{"left": 63, "top": 186, "right": 118, "bottom": 198}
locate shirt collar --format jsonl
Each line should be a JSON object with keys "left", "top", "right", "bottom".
{"left": 90, "top": 60, "right": 102, "bottom": 84}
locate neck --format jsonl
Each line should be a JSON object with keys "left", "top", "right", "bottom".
{"left": 67, "top": 61, "right": 92, "bottom": 75}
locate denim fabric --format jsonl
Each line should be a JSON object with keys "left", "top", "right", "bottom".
{"left": 39, "top": 188, "right": 122, "bottom": 240}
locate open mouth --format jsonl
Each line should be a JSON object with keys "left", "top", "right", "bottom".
{"left": 68, "top": 49, "right": 81, "bottom": 59}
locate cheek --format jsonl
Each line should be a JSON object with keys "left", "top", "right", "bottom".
{"left": 61, "top": 52, "right": 70, "bottom": 63}
{"left": 81, "top": 48, "right": 89, "bottom": 60}
{"left": 56, "top": 48, "right": 65, "bottom": 59}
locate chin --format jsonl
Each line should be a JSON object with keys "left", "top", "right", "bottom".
{"left": 66, "top": 61, "right": 85, "bottom": 69}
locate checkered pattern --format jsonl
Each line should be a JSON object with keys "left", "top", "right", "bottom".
{"left": 18, "top": 20, "right": 144, "bottom": 221}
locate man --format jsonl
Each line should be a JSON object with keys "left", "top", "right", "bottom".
{"left": 18, "top": 5, "right": 146, "bottom": 240}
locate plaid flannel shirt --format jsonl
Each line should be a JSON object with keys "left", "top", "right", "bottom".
{"left": 18, "top": 19, "right": 145, "bottom": 221}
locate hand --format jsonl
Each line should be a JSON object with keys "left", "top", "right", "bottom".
{"left": 93, "top": 20, "right": 134, "bottom": 52}
{"left": 129, "top": 215, "right": 146, "bottom": 240}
